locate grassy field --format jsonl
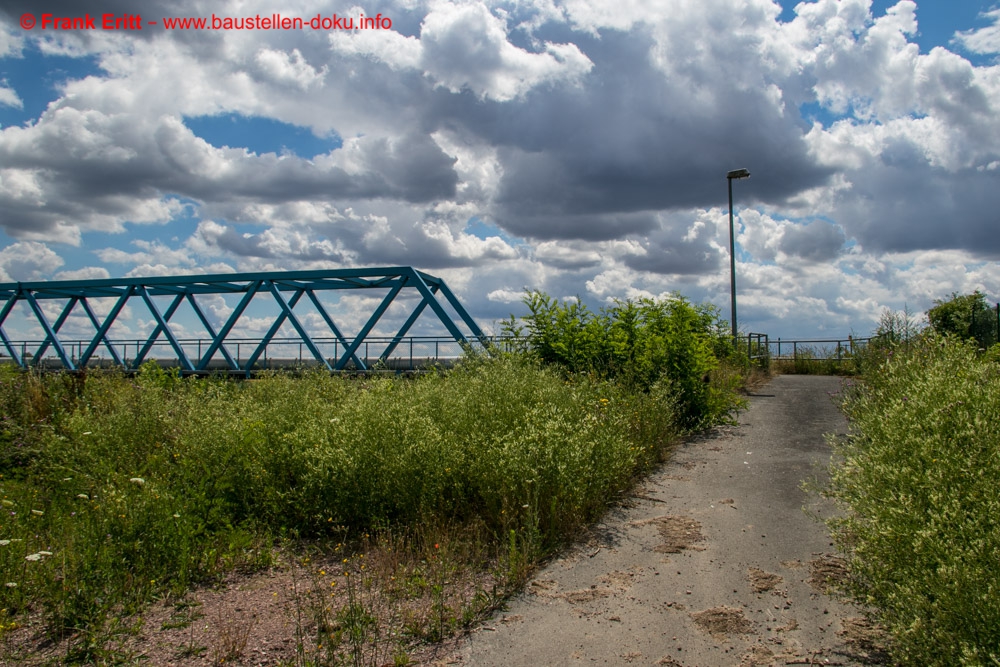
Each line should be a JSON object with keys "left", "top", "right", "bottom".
{"left": 827, "top": 334, "right": 1000, "bottom": 666}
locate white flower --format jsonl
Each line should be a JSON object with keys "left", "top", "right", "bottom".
{"left": 30, "top": 509, "right": 43, "bottom": 516}
{"left": 77, "top": 494, "right": 89, "bottom": 500}
{"left": 0, "top": 540, "right": 10, "bottom": 546}
{"left": 25, "top": 553, "right": 42, "bottom": 561}
{"left": 4, "top": 582, "right": 16, "bottom": 588}
{"left": 129, "top": 478, "right": 145, "bottom": 485}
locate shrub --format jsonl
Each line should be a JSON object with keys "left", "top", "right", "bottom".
{"left": 503, "top": 292, "right": 738, "bottom": 428}
{"left": 828, "top": 334, "right": 1000, "bottom": 665}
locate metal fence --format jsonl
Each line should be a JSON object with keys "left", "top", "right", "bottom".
{"left": 767, "top": 336, "right": 872, "bottom": 362}
{"left": 0, "top": 334, "right": 513, "bottom": 373}
{"left": 0, "top": 332, "right": 875, "bottom": 374}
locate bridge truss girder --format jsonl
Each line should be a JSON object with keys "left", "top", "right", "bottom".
{"left": 0, "top": 267, "right": 489, "bottom": 374}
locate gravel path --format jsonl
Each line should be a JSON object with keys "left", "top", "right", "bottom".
{"left": 436, "top": 375, "right": 881, "bottom": 667}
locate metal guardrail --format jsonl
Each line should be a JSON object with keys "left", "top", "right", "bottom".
{"left": 0, "top": 334, "right": 518, "bottom": 373}
{"left": 767, "top": 336, "right": 873, "bottom": 362}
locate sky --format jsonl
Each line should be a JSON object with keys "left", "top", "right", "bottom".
{"left": 0, "top": 0, "right": 999, "bottom": 347}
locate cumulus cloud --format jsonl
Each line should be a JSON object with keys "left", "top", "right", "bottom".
{"left": 953, "top": 8, "right": 1000, "bottom": 55}
{"left": 0, "top": 82, "right": 22, "bottom": 109}
{"left": 254, "top": 48, "right": 328, "bottom": 90}
{"left": 0, "top": 242, "right": 64, "bottom": 281}
{"left": 331, "top": 1, "right": 593, "bottom": 101}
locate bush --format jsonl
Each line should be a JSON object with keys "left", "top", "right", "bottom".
{"left": 502, "top": 292, "right": 739, "bottom": 428}
{"left": 828, "top": 334, "right": 1000, "bottom": 665}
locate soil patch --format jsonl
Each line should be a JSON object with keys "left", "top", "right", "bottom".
{"left": 690, "top": 606, "right": 754, "bottom": 636}
{"left": 839, "top": 616, "right": 891, "bottom": 661}
{"left": 747, "top": 567, "right": 783, "bottom": 593}
{"left": 808, "top": 555, "right": 848, "bottom": 593}
{"left": 629, "top": 515, "right": 705, "bottom": 554}
{"left": 739, "top": 644, "right": 776, "bottom": 666}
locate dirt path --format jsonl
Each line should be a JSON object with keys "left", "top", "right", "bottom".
{"left": 435, "top": 375, "right": 880, "bottom": 667}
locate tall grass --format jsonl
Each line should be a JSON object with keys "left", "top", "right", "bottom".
{"left": 0, "top": 354, "right": 682, "bottom": 653}
{"left": 828, "top": 334, "right": 1000, "bottom": 665}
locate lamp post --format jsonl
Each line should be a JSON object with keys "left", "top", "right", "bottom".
{"left": 726, "top": 168, "right": 750, "bottom": 348}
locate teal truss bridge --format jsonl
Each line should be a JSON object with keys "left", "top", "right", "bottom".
{"left": 0, "top": 267, "right": 490, "bottom": 375}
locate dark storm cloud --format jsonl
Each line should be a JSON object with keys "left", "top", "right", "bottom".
{"left": 425, "top": 28, "right": 835, "bottom": 241}
{"left": 832, "top": 164, "right": 1000, "bottom": 257}
{"left": 779, "top": 220, "right": 846, "bottom": 262}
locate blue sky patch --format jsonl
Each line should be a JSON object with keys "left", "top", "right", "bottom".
{"left": 183, "top": 113, "right": 342, "bottom": 158}
{"left": 0, "top": 45, "right": 103, "bottom": 128}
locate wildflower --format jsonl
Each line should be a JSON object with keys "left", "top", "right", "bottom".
{"left": 25, "top": 553, "right": 43, "bottom": 561}
{"left": 77, "top": 494, "right": 89, "bottom": 500}
{"left": 129, "top": 478, "right": 145, "bottom": 485}
{"left": 4, "top": 583, "right": 15, "bottom": 588}
{"left": 173, "top": 513, "right": 180, "bottom": 518}
{"left": 30, "top": 510, "right": 43, "bottom": 516}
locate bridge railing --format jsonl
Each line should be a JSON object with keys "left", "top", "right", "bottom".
{"left": 0, "top": 334, "right": 521, "bottom": 373}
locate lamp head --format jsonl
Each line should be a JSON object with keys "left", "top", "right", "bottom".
{"left": 727, "top": 168, "right": 750, "bottom": 180}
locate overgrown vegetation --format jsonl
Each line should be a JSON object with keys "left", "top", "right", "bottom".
{"left": 501, "top": 291, "right": 744, "bottom": 427}
{"left": 0, "top": 290, "right": 746, "bottom": 662}
{"left": 827, "top": 317, "right": 1000, "bottom": 665}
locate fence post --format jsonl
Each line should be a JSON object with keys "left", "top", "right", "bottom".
{"left": 793, "top": 341, "right": 797, "bottom": 361}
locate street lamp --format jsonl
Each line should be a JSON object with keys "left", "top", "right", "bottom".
{"left": 726, "top": 168, "right": 750, "bottom": 347}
